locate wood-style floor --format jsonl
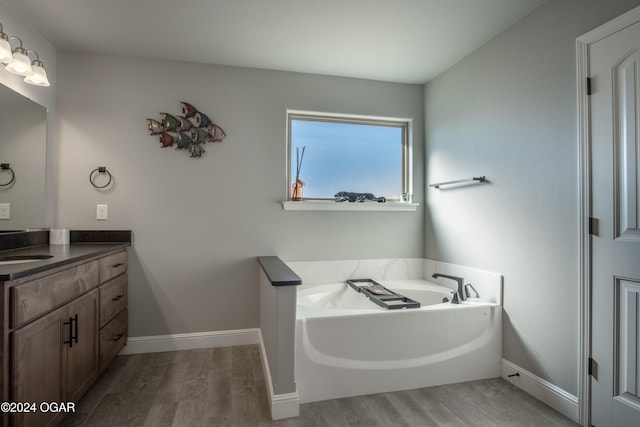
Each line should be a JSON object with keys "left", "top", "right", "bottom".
{"left": 62, "top": 345, "right": 580, "bottom": 427}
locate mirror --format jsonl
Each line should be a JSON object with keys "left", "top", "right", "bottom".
{"left": 0, "top": 82, "right": 47, "bottom": 230}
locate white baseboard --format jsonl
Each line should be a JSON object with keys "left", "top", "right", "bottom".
{"left": 501, "top": 359, "right": 578, "bottom": 423}
{"left": 257, "top": 331, "right": 300, "bottom": 420}
{"left": 269, "top": 392, "right": 300, "bottom": 420}
{"left": 119, "top": 328, "right": 260, "bottom": 355}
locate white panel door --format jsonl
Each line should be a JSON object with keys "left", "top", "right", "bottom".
{"left": 590, "top": 19, "right": 640, "bottom": 427}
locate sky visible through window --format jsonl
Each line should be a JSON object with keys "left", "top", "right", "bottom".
{"left": 290, "top": 119, "right": 403, "bottom": 199}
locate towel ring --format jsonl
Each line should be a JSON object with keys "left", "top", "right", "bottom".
{"left": 0, "top": 164, "right": 15, "bottom": 187}
{"left": 89, "top": 166, "right": 112, "bottom": 189}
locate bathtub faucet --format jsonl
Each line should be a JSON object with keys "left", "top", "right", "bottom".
{"left": 432, "top": 273, "right": 466, "bottom": 303}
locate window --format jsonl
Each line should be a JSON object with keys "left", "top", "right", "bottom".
{"left": 287, "top": 111, "right": 411, "bottom": 201}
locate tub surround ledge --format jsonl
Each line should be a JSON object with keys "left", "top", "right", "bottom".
{"left": 258, "top": 256, "right": 302, "bottom": 286}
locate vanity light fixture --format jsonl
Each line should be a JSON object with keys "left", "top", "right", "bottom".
{"left": 24, "top": 51, "right": 50, "bottom": 86}
{"left": 0, "top": 21, "right": 50, "bottom": 87}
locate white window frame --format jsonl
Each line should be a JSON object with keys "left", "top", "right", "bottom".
{"left": 284, "top": 110, "right": 415, "bottom": 211}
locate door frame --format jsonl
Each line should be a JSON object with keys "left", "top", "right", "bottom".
{"left": 576, "top": 6, "right": 640, "bottom": 426}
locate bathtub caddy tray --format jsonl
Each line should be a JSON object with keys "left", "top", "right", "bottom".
{"left": 347, "top": 279, "right": 420, "bottom": 309}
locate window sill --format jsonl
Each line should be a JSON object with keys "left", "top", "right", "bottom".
{"left": 281, "top": 201, "right": 419, "bottom": 211}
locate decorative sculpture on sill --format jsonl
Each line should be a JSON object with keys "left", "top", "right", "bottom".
{"left": 334, "top": 192, "right": 386, "bottom": 203}
{"left": 146, "top": 102, "right": 226, "bottom": 158}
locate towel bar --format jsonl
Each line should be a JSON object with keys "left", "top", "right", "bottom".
{"left": 429, "top": 176, "right": 486, "bottom": 189}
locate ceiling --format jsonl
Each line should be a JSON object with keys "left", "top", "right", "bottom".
{"left": 3, "top": 0, "right": 547, "bottom": 84}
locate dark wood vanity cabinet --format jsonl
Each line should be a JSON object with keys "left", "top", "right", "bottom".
{"left": 1, "top": 248, "right": 128, "bottom": 427}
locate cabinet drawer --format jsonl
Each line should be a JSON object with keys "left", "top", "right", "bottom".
{"left": 99, "top": 309, "right": 127, "bottom": 371}
{"left": 100, "top": 250, "right": 128, "bottom": 283}
{"left": 99, "top": 274, "right": 127, "bottom": 328}
{"left": 11, "top": 261, "right": 100, "bottom": 328}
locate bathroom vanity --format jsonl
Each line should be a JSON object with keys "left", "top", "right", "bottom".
{"left": 0, "top": 241, "right": 129, "bottom": 427}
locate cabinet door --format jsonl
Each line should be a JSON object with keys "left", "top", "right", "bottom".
{"left": 66, "top": 289, "right": 99, "bottom": 402}
{"left": 11, "top": 306, "right": 66, "bottom": 427}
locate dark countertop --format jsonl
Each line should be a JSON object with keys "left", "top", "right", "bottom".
{"left": 258, "top": 256, "right": 302, "bottom": 286}
{"left": 0, "top": 243, "right": 129, "bottom": 281}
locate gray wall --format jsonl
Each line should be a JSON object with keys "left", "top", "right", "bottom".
{"left": 424, "top": 0, "right": 640, "bottom": 396}
{"left": 54, "top": 53, "right": 424, "bottom": 337}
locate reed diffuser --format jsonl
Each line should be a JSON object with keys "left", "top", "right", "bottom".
{"left": 292, "top": 146, "right": 305, "bottom": 201}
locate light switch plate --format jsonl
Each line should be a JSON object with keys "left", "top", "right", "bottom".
{"left": 96, "top": 204, "right": 108, "bottom": 220}
{"left": 0, "top": 203, "right": 10, "bottom": 220}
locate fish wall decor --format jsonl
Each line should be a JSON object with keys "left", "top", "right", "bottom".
{"left": 146, "top": 102, "right": 226, "bottom": 158}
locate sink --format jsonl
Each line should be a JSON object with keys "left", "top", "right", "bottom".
{"left": 0, "top": 254, "right": 53, "bottom": 265}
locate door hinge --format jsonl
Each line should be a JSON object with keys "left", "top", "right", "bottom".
{"left": 588, "top": 357, "right": 598, "bottom": 379}
{"left": 586, "top": 77, "right": 592, "bottom": 95}
{"left": 589, "top": 217, "right": 599, "bottom": 236}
